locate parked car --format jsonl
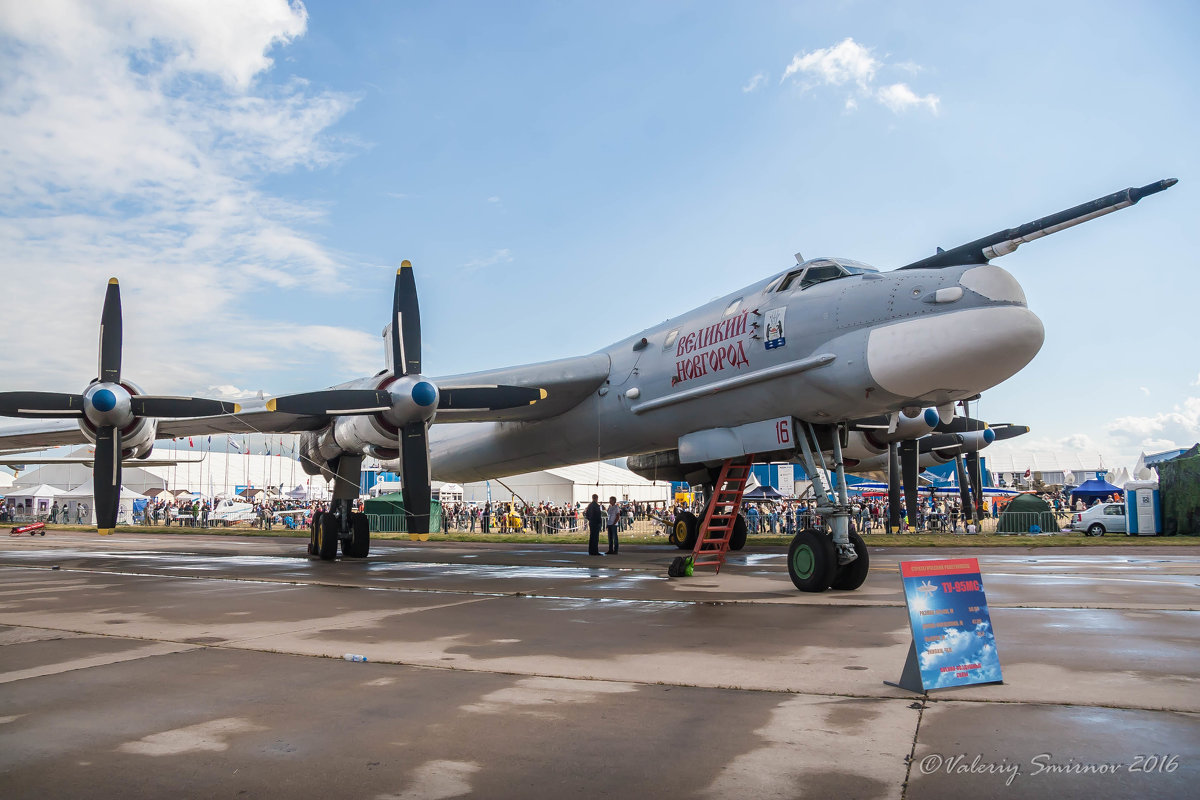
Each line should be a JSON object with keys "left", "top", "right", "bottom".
{"left": 1071, "top": 502, "right": 1127, "bottom": 536}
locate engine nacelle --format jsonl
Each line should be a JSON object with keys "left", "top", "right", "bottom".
{"left": 298, "top": 432, "right": 325, "bottom": 478}
{"left": 627, "top": 450, "right": 688, "bottom": 483}
{"left": 76, "top": 380, "right": 157, "bottom": 458}
{"left": 861, "top": 407, "right": 940, "bottom": 449}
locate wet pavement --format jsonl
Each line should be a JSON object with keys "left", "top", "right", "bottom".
{"left": 1, "top": 530, "right": 1198, "bottom": 798}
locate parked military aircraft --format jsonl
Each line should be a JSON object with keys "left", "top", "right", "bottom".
{"left": 0, "top": 179, "right": 1176, "bottom": 592}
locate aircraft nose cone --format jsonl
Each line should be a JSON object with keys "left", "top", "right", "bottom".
{"left": 412, "top": 381, "right": 438, "bottom": 408}
{"left": 91, "top": 388, "right": 117, "bottom": 412}
{"left": 866, "top": 306, "right": 1044, "bottom": 400}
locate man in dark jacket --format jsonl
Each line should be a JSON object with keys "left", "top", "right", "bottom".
{"left": 584, "top": 494, "right": 603, "bottom": 556}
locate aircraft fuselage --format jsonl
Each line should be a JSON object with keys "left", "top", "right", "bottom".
{"left": 425, "top": 259, "right": 1043, "bottom": 482}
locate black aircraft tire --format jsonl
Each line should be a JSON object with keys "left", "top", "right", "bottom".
{"left": 728, "top": 513, "right": 748, "bottom": 551}
{"left": 315, "top": 514, "right": 339, "bottom": 561}
{"left": 308, "top": 512, "right": 322, "bottom": 555}
{"left": 830, "top": 531, "right": 870, "bottom": 591}
{"left": 343, "top": 514, "right": 370, "bottom": 558}
{"left": 673, "top": 512, "right": 698, "bottom": 550}
{"left": 787, "top": 529, "right": 837, "bottom": 593}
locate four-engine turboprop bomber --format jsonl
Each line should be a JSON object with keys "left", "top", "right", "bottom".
{"left": 0, "top": 179, "right": 1176, "bottom": 591}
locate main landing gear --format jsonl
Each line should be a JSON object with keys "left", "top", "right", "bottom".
{"left": 308, "top": 455, "right": 371, "bottom": 561}
{"left": 670, "top": 503, "right": 748, "bottom": 551}
{"left": 785, "top": 421, "right": 869, "bottom": 593}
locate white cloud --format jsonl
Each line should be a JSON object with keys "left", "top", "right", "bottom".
{"left": 741, "top": 72, "right": 766, "bottom": 93}
{"left": 779, "top": 37, "right": 939, "bottom": 115}
{"left": 463, "top": 248, "right": 513, "bottom": 272}
{"left": 781, "top": 37, "right": 878, "bottom": 88}
{"left": 875, "top": 82, "right": 940, "bottom": 114}
{"left": 1140, "top": 386, "right": 1151, "bottom": 396}
{"left": 0, "top": 1, "right": 369, "bottom": 394}
{"left": 1107, "top": 398, "right": 1200, "bottom": 451}
{"left": 202, "top": 385, "right": 270, "bottom": 400}
{"left": 486, "top": 196, "right": 501, "bottom": 204}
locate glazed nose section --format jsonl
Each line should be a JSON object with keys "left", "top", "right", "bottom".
{"left": 866, "top": 304, "right": 1044, "bottom": 400}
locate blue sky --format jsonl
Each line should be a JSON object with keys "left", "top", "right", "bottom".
{"left": 1, "top": 0, "right": 1196, "bottom": 471}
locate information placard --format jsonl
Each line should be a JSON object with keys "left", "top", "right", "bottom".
{"left": 891, "top": 558, "right": 1003, "bottom": 692}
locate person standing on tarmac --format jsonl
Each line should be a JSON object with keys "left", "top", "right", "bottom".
{"left": 584, "top": 494, "right": 604, "bottom": 556}
{"left": 606, "top": 496, "right": 620, "bottom": 555}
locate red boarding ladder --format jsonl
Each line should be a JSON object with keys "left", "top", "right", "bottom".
{"left": 692, "top": 454, "right": 755, "bottom": 573}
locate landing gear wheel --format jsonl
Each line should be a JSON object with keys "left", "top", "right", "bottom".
{"left": 728, "top": 513, "right": 748, "bottom": 551}
{"left": 342, "top": 513, "right": 370, "bottom": 558}
{"left": 787, "top": 529, "right": 837, "bottom": 592}
{"left": 314, "top": 513, "right": 339, "bottom": 561}
{"left": 672, "top": 512, "right": 698, "bottom": 550}
{"left": 1087, "top": 523, "right": 1105, "bottom": 537}
{"left": 308, "top": 512, "right": 323, "bottom": 555}
{"left": 829, "top": 531, "right": 870, "bottom": 591}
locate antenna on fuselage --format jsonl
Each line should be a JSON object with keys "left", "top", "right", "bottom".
{"left": 794, "top": 252, "right": 804, "bottom": 264}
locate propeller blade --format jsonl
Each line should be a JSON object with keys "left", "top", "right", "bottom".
{"left": 887, "top": 442, "right": 903, "bottom": 531}
{"left": 99, "top": 278, "right": 122, "bottom": 384}
{"left": 965, "top": 451, "right": 984, "bottom": 519}
{"left": 392, "top": 262, "right": 421, "bottom": 377}
{"left": 935, "top": 417, "right": 989, "bottom": 434}
{"left": 438, "top": 385, "right": 547, "bottom": 411}
{"left": 131, "top": 396, "right": 241, "bottom": 418}
{"left": 266, "top": 390, "right": 392, "bottom": 416}
{"left": 93, "top": 425, "right": 122, "bottom": 535}
{"left": 991, "top": 424, "right": 1030, "bottom": 441}
{"left": 899, "top": 439, "right": 920, "bottom": 529}
{"left": 400, "top": 421, "right": 431, "bottom": 534}
{"left": 0, "top": 391, "right": 86, "bottom": 418}
{"left": 920, "top": 433, "right": 964, "bottom": 453}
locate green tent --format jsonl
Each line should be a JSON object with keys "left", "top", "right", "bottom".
{"left": 996, "top": 492, "right": 1059, "bottom": 533}
{"left": 362, "top": 493, "right": 442, "bottom": 532}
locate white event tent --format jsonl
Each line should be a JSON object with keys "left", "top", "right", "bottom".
{"left": 460, "top": 462, "right": 671, "bottom": 506}
{"left": 57, "top": 480, "right": 146, "bottom": 525}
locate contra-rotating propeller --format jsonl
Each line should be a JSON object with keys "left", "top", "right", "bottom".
{"left": 267, "top": 262, "right": 546, "bottom": 534}
{"left": 0, "top": 279, "right": 240, "bottom": 535}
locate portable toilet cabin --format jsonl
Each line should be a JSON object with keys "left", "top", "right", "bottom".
{"left": 1124, "top": 479, "right": 1161, "bottom": 535}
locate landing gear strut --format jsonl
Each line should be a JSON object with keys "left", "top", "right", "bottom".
{"left": 309, "top": 454, "right": 370, "bottom": 561}
{"left": 787, "top": 421, "right": 868, "bottom": 592}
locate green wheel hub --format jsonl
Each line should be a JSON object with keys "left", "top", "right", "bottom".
{"left": 791, "top": 544, "right": 815, "bottom": 579}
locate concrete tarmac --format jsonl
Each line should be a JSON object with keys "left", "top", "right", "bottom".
{"left": 1, "top": 530, "right": 1198, "bottom": 799}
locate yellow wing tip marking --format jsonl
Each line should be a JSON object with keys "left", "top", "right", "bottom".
{"left": 265, "top": 399, "right": 277, "bottom": 412}
{"left": 97, "top": 528, "right": 113, "bottom": 536}
{"left": 401, "top": 260, "right": 412, "bottom": 270}
{"left": 233, "top": 403, "right": 242, "bottom": 413}
{"left": 108, "top": 277, "right": 119, "bottom": 285}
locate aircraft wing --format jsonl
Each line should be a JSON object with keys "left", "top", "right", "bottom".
{"left": 0, "top": 353, "right": 611, "bottom": 454}
{"left": 430, "top": 353, "right": 611, "bottom": 423}
{"left": 0, "top": 419, "right": 91, "bottom": 452}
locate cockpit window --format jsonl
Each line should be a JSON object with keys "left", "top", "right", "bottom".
{"left": 799, "top": 264, "right": 846, "bottom": 288}
{"left": 777, "top": 269, "right": 805, "bottom": 292}
{"left": 663, "top": 328, "right": 679, "bottom": 350}
{"left": 774, "top": 258, "right": 879, "bottom": 293}
{"left": 723, "top": 297, "right": 742, "bottom": 316}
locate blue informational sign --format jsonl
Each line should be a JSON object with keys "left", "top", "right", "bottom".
{"left": 895, "top": 558, "right": 1003, "bottom": 691}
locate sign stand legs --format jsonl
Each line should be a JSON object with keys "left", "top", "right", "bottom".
{"left": 884, "top": 641, "right": 927, "bottom": 694}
